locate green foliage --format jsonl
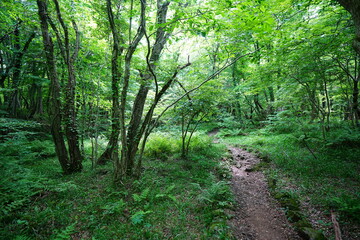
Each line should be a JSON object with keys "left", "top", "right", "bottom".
{"left": 101, "top": 199, "right": 126, "bottom": 215}
{"left": 263, "top": 111, "right": 303, "bottom": 134}
{"left": 155, "top": 184, "right": 178, "bottom": 203}
{"left": 2, "top": 0, "right": 360, "bottom": 236}
{"left": 131, "top": 210, "right": 153, "bottom": 225}
{"left": 331, "top": 194, "right": 360, "bottom": 222}
{"left": 217, "top": 114, "right": 243, "bottom": 130}
{"left": 144, "top": 133, "right": 177, "bottom": 160}
{"left": 325, "top": 126, "right": 360, "bottom": 149}
{"left": 145, "top": 132, "right": 216, "bottom": 159}
{"left": 194, "top": 176, "right": 234, "bottom": 239}
{"left": 0, "top": 119, "right": 55, "bottom": 162}
{"left": 52, "top": 223, "right": 77, "bottom": 240}
{"left": 187, "top": 133, "right": 213, "bottom": 154}
{"left": 1, "top": 119, "right": 233, "bottom": 239}
{"left": 196, "top": 179, "right": 233, "bottom": 209}
{"left": 132, "top": 188, "right": 150, "bottom": 202}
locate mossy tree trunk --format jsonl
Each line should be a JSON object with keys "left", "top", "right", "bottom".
{"left": 36, "top": 0, "right": 70, "bottom": 173}
{"left": 96, "top": 0, "right": 125, "bottom": 166}
{"left": 37, "top": 0, "right": 83, "bottom": 173}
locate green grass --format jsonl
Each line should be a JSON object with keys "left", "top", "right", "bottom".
{"left": 0, "top": 119, "right": 234, "bottom": 239}
{"left": 220, "top": 126, "right": 360, "bottom": 223}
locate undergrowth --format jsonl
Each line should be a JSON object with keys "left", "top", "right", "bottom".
{"left": 0, "top": 118, "right": 234, "bottom": 239}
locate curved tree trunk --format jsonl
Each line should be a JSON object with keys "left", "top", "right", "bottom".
{"left": 121, "top": 0, "right": 171, "bottom": 177}
{"left": 50, "top": 0, "right": 83, "bottom": 172}
{"left": 97, "top": 0, "right": 124, "bottom": 168}
{"left": 37, "top": 0, "right": 70, "bottom": 173}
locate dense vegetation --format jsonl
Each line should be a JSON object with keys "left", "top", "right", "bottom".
{"left": 1, "top": 0, "right": 359, "bottom": 239}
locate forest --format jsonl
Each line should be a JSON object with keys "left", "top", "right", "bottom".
{"left": 1, "top": 0, "right": 360, "bottom": 239}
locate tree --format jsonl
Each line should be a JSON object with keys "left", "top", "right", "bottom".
{"left": 0, "top": 1, "right": 38, "bottom": 117}
{"left": 96, "top": 0, "right": 126, "bottom": 166}
{"left": 336, "top": 0, "right": 360, "bottom": 55}
{"left": 174, "top": 85, "right": 219, "bottom": 158}
{"left": 36, "top": 0, "right": 82, "bottom": 173}
{"left": 97, "top": 0, "right": 193, "bottom": 179}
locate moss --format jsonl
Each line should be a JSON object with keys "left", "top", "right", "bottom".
{"left": 267, "top": 177, "right": 277, "bottom": 190}
{"left": 274, "top": 192, "right": 300, "bottom": 212}
{"left": 246, "top": 162, "right": 269, "bottom": 172}
{"left": 298, "top": 227, "right": 326, "bottom": 240}
{"left": 269, "top": 181, "right": 328, "bottom": 239}
{"left": 287, "top": 210, "right": 305, "bottom": 223}
{"left": 293, "top": 218, "right": 312, "bottom": 228}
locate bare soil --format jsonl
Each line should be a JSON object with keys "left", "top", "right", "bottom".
{"left": 227, "top": 146, "right": 301, "bottom": 240}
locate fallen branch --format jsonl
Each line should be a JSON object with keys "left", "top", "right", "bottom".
{"left": 331, "top": 211, "right": 342, "bottom": 240}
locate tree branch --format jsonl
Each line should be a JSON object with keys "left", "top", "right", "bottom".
{"left": 152, "top": 50, "right": 257, "bottom": 126}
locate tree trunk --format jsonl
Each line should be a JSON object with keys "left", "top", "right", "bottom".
{"left": 64, "top": 63, "right": 83, "bottom": 171}
{"left": 29, "top": 83, "right": 44, "bottom": 118}
{"left": 337, "top": 0, "right": 360, "bottom": 55}
{"left": 98, "top": 0, "right": 124, "bottom": 169}
{"left": 116, "top": 0, "right": 147, "bottom": 173}
{"left": 353, "top": 79, "right": 360, "bottom": 126}
{"left": 50, "top": 0, "right": 83, "bottom": 172}
{"left": 125, "top": 84, "right": 149, "bottom": 175}
{"left": 118, "top": 0, "right": 171, "bottom": 178}
{"left": 268, "top": 86, "right": 275, "bottom": 102}
{"left": 8, "top": 28, "right": 35, "bottom": 117}
{"left": 9, "top": 26, "right": 21, "bottom": 117}
{"left": 36, "top": 0, "right": 70, "bottom": 173}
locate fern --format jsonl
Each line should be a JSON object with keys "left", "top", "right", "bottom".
{"left": 133, "top": 188, "right": 150, "bottom": 202}
{"left": 53, "top": 223, "right": 76, "bottom": 240}
{"left": 131, "top": 210, "right": 153, "bottom": 225}
{"left": 2, "top": 198, "right": 28, "bottom": 215}
{"left": 13, "top": 236, "right": 32, "bottom": 240}
{"left": 197, "top": 181, "right": 232, "bottom": 208}
{"left": 101, "top": 199, "right": 126, "bottom": 215}
{"left": 155, "top": 184, "right": 178, "bottom": 203}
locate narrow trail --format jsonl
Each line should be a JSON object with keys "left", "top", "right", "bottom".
{"left": 227, "top": 146, "right": 300, "bottom": 240}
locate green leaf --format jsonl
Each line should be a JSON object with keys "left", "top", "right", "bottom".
{"left": 131, "top": 210, "right": 153, "bottom": 225}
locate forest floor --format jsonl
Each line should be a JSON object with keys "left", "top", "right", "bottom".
{"left": 227, "top": 146, "right": 300, "bottom": 240}
{"left": 208, "top": 129, "right": 300, "bottom": 239}
{"left": 219, "top": 128, "right": 360, "bottom": 240}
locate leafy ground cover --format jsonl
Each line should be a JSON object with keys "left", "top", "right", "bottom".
{"left": 219, "top": 122, "right": 360, "bottom": 239}
{"left": 0, "top": 119, "right": 234, "bottom": 239}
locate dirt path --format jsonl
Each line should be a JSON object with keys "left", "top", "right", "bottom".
{"left": 227, "top": 146, "right": 300, "bottom": 240}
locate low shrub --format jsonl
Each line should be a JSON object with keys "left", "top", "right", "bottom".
{"left": 144, "top": 132, "right": 178, "bottom": 160}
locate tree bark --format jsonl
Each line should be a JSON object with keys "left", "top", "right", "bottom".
{"left": 98, "top": 0, "right": 125, "bottom": 167}
{"left": 337, "top": 0, "right": 360, "bottom": 55}
{"left": 64, "top": 60, "right": 83, "bottom": 171}
{"left": 125, "top": 84, "right": 149, "bottom": 174}
{"left": 36, "top": 0, "right": 70, "bottom": 173}
{"left": 117, "top": 0, "right": 147, "bottom": 174}
{"left": 29, "top": 82, "right": 44, "bottom": 118}
{"left": 121, "top": 0, "right": 171, "bottom": 177}
{"left": 353, "top": 78, "right": 360, "bottom": 125}
{"left": 8, "top": 28, "right": 35, "bottom": 117}
{"left": 51, "top": 0, "right": 83, "bottom": 172}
